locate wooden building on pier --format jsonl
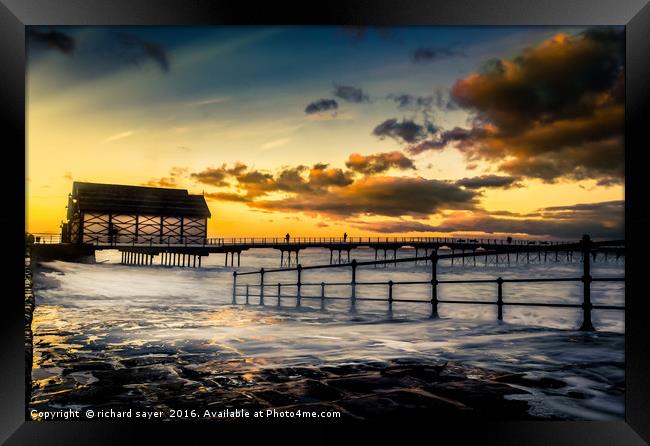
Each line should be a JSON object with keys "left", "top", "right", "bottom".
{"left": 64, "top": 182, "right": 211, "bottom": 245}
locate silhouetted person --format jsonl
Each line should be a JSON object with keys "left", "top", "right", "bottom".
{"left": 343, "top": 232, "right": 348, "bottom": 242}
{"left": 285, "top": 233, "right": 290, "bottom": 243}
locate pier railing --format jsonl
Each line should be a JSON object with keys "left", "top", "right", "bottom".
{"left": 232, "top": 235, "right": 624, "bottom": 331}
{"left": 205, "top": 236, "right": 575, "bottom": 246}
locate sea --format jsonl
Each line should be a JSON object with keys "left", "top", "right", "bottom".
{"left": 30, "top": 246, "right": 625, "bottom": 420}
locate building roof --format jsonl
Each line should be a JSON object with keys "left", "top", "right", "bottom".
{"left": 71, "top": 182, "right": 211, "bottom": 218}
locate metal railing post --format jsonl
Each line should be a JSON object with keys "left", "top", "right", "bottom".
{"left": 496, "top": 277, "right": 504, "bottom": 321}
{"left": 296, "top": 264, "right": 302, "bottom": 307}
{"left": 388, "top": 280, "right": 394, "bottom": 313}
{"left": 430, "top": 252, "right": 439, "bottom": 318}
{"left": 245, "top": 284, "right": 250, "bottom": 305}
{"left": 277, "top": 283, "right": 281, "bottom": 306}
{"left": 579, "top": 234, "right": 594, "bottom": 331}
{"left": 351, "top": 259, "right": 357, "bottom": 307}
{"left": 259, "top": 268, "right": 265, "bottom": 306}
{"left": 320, "top": 282, "right": 325, "bottom": 310}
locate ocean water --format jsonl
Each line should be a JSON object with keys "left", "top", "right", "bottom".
{"left": 31, "top": 247, "right": 625, "bottom": 420}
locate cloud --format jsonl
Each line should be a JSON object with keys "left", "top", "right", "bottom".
{"left": 144, "top": 166, "right": 188, "bottom": 188}
{"left": 190, "top": 163, "right": 246, "bottom": 187}
{"left": 407, "top": 126, "right": 488, "bottom": 155}
{"left": 115, "top": 32, "right": 170, "bottom": 73}
{"left": 373, "top": 118, "right": 437, "bottom": 144}
{"left": 27, "top": 28, "right": 76, "bottom": 54}
{"left": 251, "top": 176, "right": 479, "bottom": 218}
{"left": 433, "top": 88, "right": 459, "bottom": 111}
{"left": 204, "top": 192, "right": 251, "bottom": 202}
{"left": 144, "top": 177, "right": 178, "bottom": 188}
{"left": 351, "top": 200, "right": 623, "bottom": 239}
{"left": 455, "top": 175, "right": 522, "bottom": 189}
{"left": 305, "top": 99, "right": 338, "bottom": 115}
{"left": 411, "top": 46, "right": 465, "bottom": 63}
{"left": 259, "top": 137, "right": 292, "bottom": 151}
{"left": 191, "top": 162, "right": 353, "bottom": 199}
{"left": 352, "top": 220, "right": 442, "bottom": 234}
{"left": 333, "top": 84, "right": 369, "bottom": 103}
{"left": 102, "top": 130, "right": 134, "bottom": 143}
{"left": 346, "top": 151, "right": 416, "bottom": 175}
{"left": 437, "top": 28, "right": 624, "bottom": 184}
{"left": 387, "top": 94, "right": 433, "bottom": 112}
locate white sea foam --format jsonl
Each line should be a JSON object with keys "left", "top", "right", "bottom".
{"left": 31, "top": 247, "right": 625, "bottom": 419}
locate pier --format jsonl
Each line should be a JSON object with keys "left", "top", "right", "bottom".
{"left": 28, "top": 233, "right": 625, "bottom": 269}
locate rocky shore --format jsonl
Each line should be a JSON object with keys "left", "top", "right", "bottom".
{"left": 25, "top": 252, "right": 35, "bottom": 420}
{"left": 30, "top": 347, "right": 566, "bottom": 421}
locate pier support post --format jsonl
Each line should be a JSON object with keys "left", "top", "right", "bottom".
{"left": 430, "top": 252, "right": 439, "bottom": 318}
{"left": 579, "top": 235, "right": 594, "bottom": 331}
{"left": 232, "top": 271, "right": 237, "bottom": 304}
{"left": 497, "top": 277, "right": 504, "bottom": 321}
{"left": 296, "top": 264, "right": 302, "bottom": 307}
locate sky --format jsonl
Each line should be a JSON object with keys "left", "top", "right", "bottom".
{"left": 26, "top": 26, "right": 624, "bottom": 240}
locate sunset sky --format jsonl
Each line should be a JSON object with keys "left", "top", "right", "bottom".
{"left": 26, "top": 26, "right": 624, "bottom": 240}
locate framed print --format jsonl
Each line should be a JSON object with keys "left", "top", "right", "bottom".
{"left": 2, "top": 0, "right": 649, "bottom": 443}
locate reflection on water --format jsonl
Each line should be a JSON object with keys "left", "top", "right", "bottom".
{"left": 30, "top": 247, "right": 624, "bottom": 420}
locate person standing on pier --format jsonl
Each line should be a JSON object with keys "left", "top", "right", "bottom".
{"left": 285, "top": 233, "right": 290, "bottom": 243}
{"left": 343, "top": 232, "right": 348, "bottom": 242}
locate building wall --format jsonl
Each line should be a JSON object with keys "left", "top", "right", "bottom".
{"left": 77, "top": 213, "right": 207, "bottom": 245}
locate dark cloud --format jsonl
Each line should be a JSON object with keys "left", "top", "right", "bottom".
{"left": 411, "top": 47, "right": 465, "bottom": 63}
{"left": 455, "top": 175, "right": 522, "bottom": 189}
{"left": 191, "top": 162, "right": 353, "bottom": 199}
{"left": 308, "top": 163, "right": 355, "bottom": 188}
{"left": 305, "top": 99, "right": 339, "bottom": 115}
{"left": 346, "top": 151, "right": 416, "bottom": 175}
{"left": 115, "top": 32, "right": 170, "bottom": 73}
{"left": 251, "top": 176, "right": 479, "bottom": 218}
{"left": 190, "top": 165, "right": 238, "bottom": 187}
{"left": 387, "top": 94, "right": 433, "bottom": 112}
{"left": 204, "top": 192, "right": 251, "bottom": 203}
{"left": 333, "top": 84, "right": 369, "bottom": 103}
{"left": 440, "top": 28, "right": 624, "bottom": 184}
{"left": 27, "top": 28, "right": 75, "bottom": 55}
{"left": 352, "top": 200, "right": 623, "bottom": 239}
{"left": 144, "top": 177, "right": 178, "bottom": 188}
{"left": 144, "top": 167, "right": 187, "bottom": 188}
{"left": 407, "top": 126, "right": 487, "bottom": 155}
{"left": 373, "top": 118, "right": 437, "bottom": 144}
{"left": 433, "top": 88, "right": 459, "bottom": 111}
{"left": 353, "top": 220, "right": 442, "bottom": 234}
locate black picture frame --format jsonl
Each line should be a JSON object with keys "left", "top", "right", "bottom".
{"left": 2, "top": 0, "right": 648, "bottom": 443}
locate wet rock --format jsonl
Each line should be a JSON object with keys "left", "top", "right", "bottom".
{"left": 62, "top": 361, "right": 116, "bottom": 374}
{"left": 494, "top": 373, "right": 567, "bottom": 389}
